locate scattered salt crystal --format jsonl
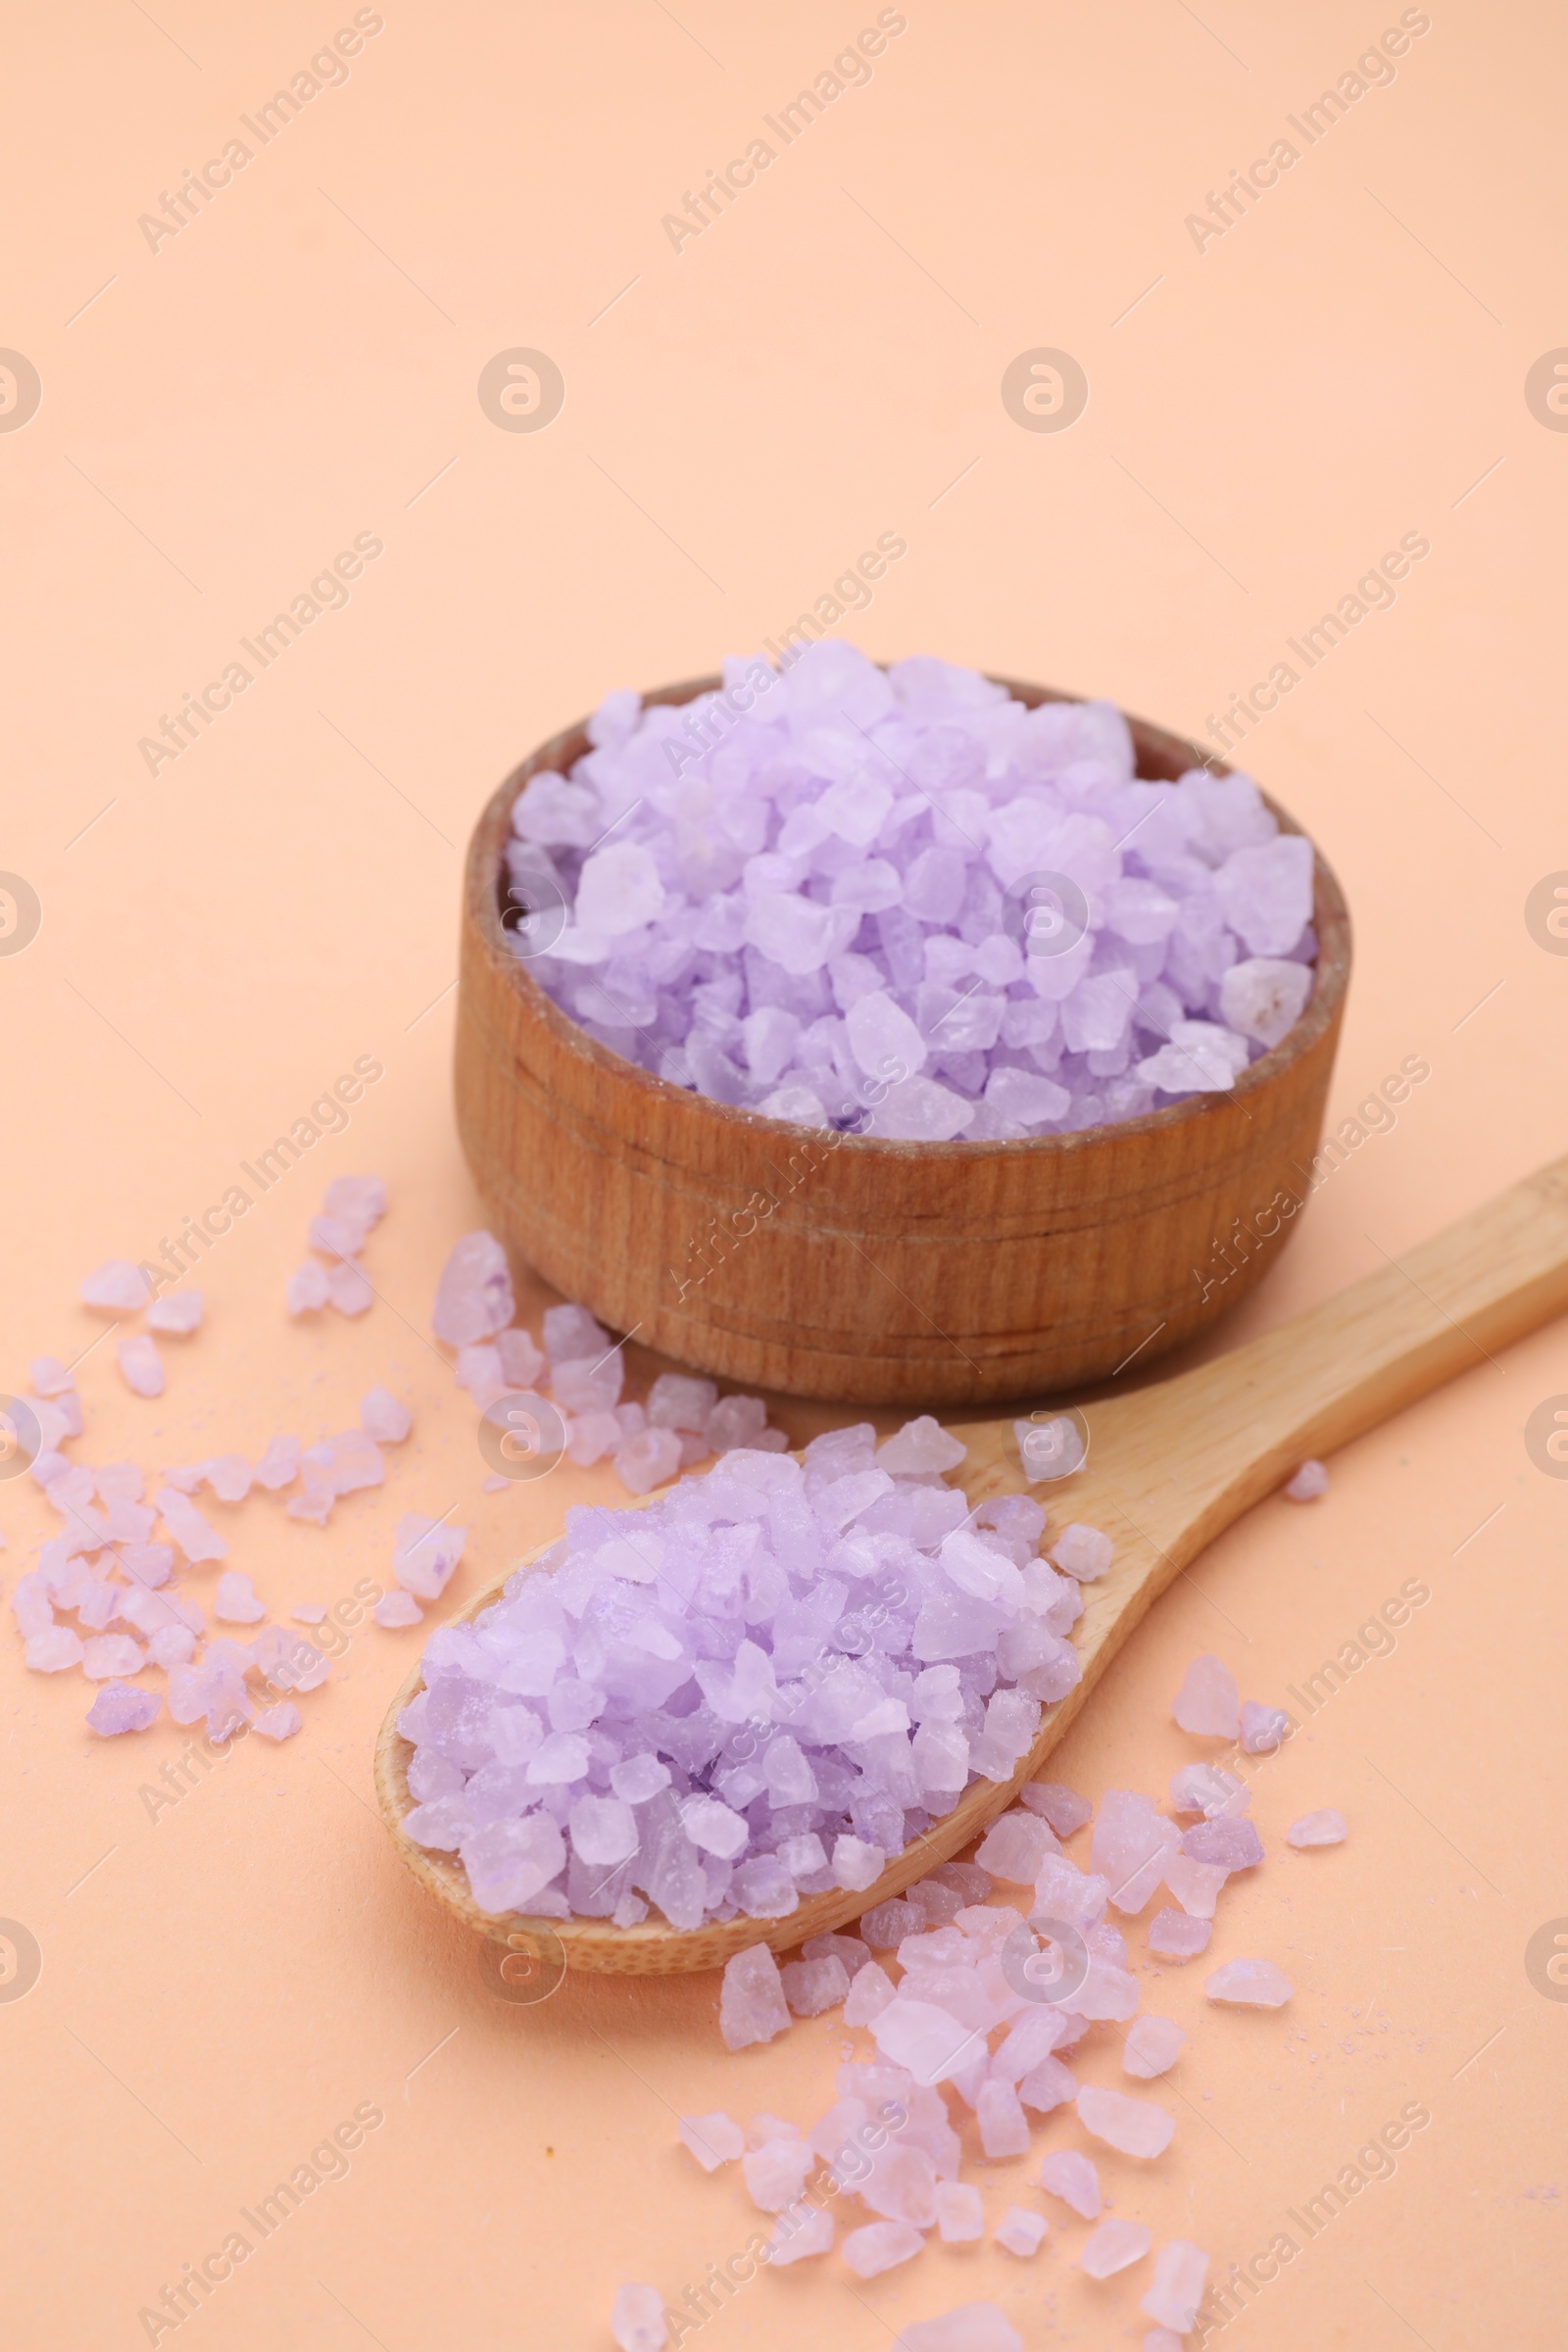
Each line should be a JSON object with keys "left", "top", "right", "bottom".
{"left": 201, "top": 1454, "right": 251, "bottom": 1503}
{"left": 876, "top": 1415, "right": 967, "bottom": 1475}
{"left": 1050, "top": 1524, "right": 1112, "bottom": 1581}
{"left": 1168, "top": 1762, "right": 1249, "bottom": 1818}
{"left": 719, "top": 1944, "right": 791, "bottom": 2050}
{"left": 25, "top": 1625, "right": 84, "bottom": 1672}
{"left": 324, "top": 1174, "right": 386, "bottom": 1232}
{"left": 891, "top": 2305, "right": 1023, "bottom": 2352}
{"left": 79, "top": 1258, "right": 149, "bottom": 1311}
{"left": 935, "top": 2180, "right": 984, "bottom": 2241}
{"left": 391, "top": 1512, "right": 466, "bottom": 1600}
{"left": 86, "top": 1679, "right": 161, "bottom": 1734}
{"left": 214, "top": 1571, "right": 266, "bottom": 1624}
{"left": 432, "top": 1231, "right": 514, "bottom": 1345}
{"left": 845, "top": 2218, "right": 927, "bottom": 2277}
{"left": 117, "top": 1336, "right": 164, "bottom": 1398}
{"left": 767, "top": 2204, "right": 833, "bottom": 2264}
{"left": 1081, "top": 2216, "right": 1153, "bottom": 2277}
{"left": 1140, "top": 2239, "right": 1210, "bottom": 2331}
{"left": 29, "top": 1355, "right": 76, "bottom": 1398}
{"left": 251, "top": 1701, "right": 303, "bottom": 1740}
{"left": 1284, "top": 1458, "right": 1328, "bottom": 1501}
{"left": 994, "top": 2207, "right": 1048, "bottom": 2257}
{"left": 1092, "top": 1790, "right": 1181, "bottom": 1914}
{"left": 610, "top": 2282, "right": 667, "bottom": 2352}
{"left": 781, "top": 1955, "right": 851, "bottom": 2016}
{"left": 1161, "top": 1851, "right": 1228, "bottom": 1920}
{"left": 646, "top": 1373, "right": 717, "bottom": 1433}
{"left": 743, "top": 2135, "right": 814, "bottom": 2211}
{"left": 286, "top": 1262, "right": 330, "bottom": 1315}
{"left": 976, "top": 1809, "right": 1060, "bottom": 1883}
{"left": 324, "top": 1259, "right": 372, "bottom": 1316}
{"left": 374, "top": 1591, "right": 423, "bottom": 1629}
{"left": 1044, "top": 2154, "right": 1104, "bottom": 2220}
{"left": 1076, "top": 2084, "right": 1175, "bottom": 2158}
{"left": 832, "top": 1835, "right": 886, "bottom": 1892}
{"left": 360, "top": 1387, "right": 412, "bottom": 1444}
{"left": 155, "top": 1488, "right": 226, "bottom": 1563}
{"left": 1287, "top": 1808, "right": 1347, "bottom": 1847}
{"left": 1124, "top": 2015, "right": 1187, "bottom": 2078}
{"left": 976, "top": 2078, "right": 1031, "bottom": 2157}
{"left": 147, "top": 1289, "right": 204, "bottom": 1337}
{"left": 1182, "top": 1815, "right": 1262, "bottom": 1871}
{"left": 1172, "top": 1652, "right": 1239, "bottom": 1738}
{"left": 291, "top": 1603, "right": 326, "bottom": 1625}
{"left": 843, "top": 1961, "right": 896, "bottom": 2027}
{"left": 252, "top": 1435, "right": 301, "bottom": 1491}
{"left": 1205, "top": 1956, "right": 1293, "bottom": 2007}
{"left": 677, "top": 2111, "right": 744, "bottom": 2171}
{"left": 1144, "top": 2334, "right": 1186, "bottom": 2352}
{"left": 613, "top": 1426, "right": 683, "bottom": 1495}
{"left": 493, "top": 1327, "right": 544, "bottom": 1389}
{"left": 81, "top": 1633, "right": 146, "bottom": 1680}
{"left": 1020, "top": 1780, "right": 1091, "bottom": 1836}
{"left": 543, "top": 1301, "right": 610, "bottom": 1364}
{"left": 1240, "top": 1698, "right": 1290, "bottom": 1753}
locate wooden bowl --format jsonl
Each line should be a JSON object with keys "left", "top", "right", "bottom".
{"left": 455, "top": 674, "right": 1350, "bottom": 1405}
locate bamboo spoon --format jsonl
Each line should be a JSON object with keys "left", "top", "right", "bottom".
{"left": 375, "top": 1152, "right": 1568, "bottom": 1975}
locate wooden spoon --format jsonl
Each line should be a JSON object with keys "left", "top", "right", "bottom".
{"left": 374, "top": 1152, "right": 1568, "bottom": 1975}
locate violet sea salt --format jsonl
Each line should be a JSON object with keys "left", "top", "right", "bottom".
{"left": 399, "top": 1419, "right": 1103, "bottom": 1931}
{"left": 510, "top": 642, "right": 1318, "bottom": 1140}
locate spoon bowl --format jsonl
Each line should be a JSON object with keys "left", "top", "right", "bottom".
{"left": 374, "top": 1152, "right": 1568, "bottom": 1971}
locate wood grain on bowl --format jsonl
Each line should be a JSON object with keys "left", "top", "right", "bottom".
{"left": 455, "top": 674, "right": 1350, "bottom": 1404}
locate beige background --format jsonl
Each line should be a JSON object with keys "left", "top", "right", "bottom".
{"left": 2, "top": 2, "right": 1564, "bottom": 2344}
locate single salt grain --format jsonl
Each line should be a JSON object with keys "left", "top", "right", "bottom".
{"left": 432, "top": 1231, "right": 514, "bottom": 1345}
{"left": 360, "top": 1386, "right": 412, "bottom": 1444}
{"left": 287, "top": 1262, "right": 330, "bottom": 1315}
{"left": 80, "top": 1258, "right": 149, "bottom": 1311}
{"left": 1124, "top": 2015, "right": 1187, "bottom": 2078}
{"left": 29, "top": 1355, "right": 76, "bottom": 1398}
{"left": 374, "top": 1591, "right": 423, "bottom": 1629}
{"left": 1051, "top": 1523, "right": 1112, "bottom": 1580}
{"left": 1144, "top": 2335, "right": 1186, "bottom": 2352}
{"left": 994, "top": 2207, "right": 1048, "bottom": 2258}
{"left": 82, "top": 1634, "right": 146, "bottom": 1680}
{"left": 935, "top": 2180, "right": 984, "bottom": 2241}
{"left": 720, "top": 1943, "right": 791, "bottom": 2050}
{"left": 324, "top": 1259, "right": 372, "bottom": 1316}
{"left": 391, "top": 1512, "right": 466, "bottom": 1599}
{"left": 1148, "top": 1908, "right": 1210, "bottom": 1961}
{"left": 1218, "top": 956, "right": 1312, "bottom": 1048}
{"left": 1140, "top": 2239, "right": 1210, "bottom": 2332}
{"left": 781, "top": 1955, "right": 851, "bottom": 2016}
{"left": 743, "top": 2136, "right": 813, "bottom": 2211}
{"left": 832, "top": 1835, "right": 885, "bottom": 1892}
{"left": 86, "top": 1679, "right": 161, "bottom": 1734}
{"left": 1172, "top": 1652, "right": 1239, "bottom": 1738}
{"left": 291, "top": 1603, "right": 326, "bottom": 1625}
{"left": 1038, "top": 2151, "right": 1102, "bottom": 2221}
{"left": 1076, "top": 2085, "right": 1175, "bottom": 2158}
{"left": 1020, "top": 1781, "right": 1092, "bottom": 1836}
{"left": 767, "top": 2204, "right": 834, "bottom": 2263}
{"left": 976, "top": 1809, "right": 1060, "bottom": 1883}
{"left": 678, "top": 2111, "right": 744, "bottom": 2171}
{"left": 1287, "top": 1808, "right": 1347, "bottom": 1847}
{"left": 1182, "top": 1815, "right": 1262, "bottom": 1871}
{"left": 323, "top": 1173, "right": 386, "bottom": 1233}
{"left": 1205, "top": 1957, "right": 1292, "bottom": 2007}
{"left": 156, "top": 1488, "right": 226, "bottom": 1563}
{"left": 1240, "top": 1699, "right": 1290, "bottom": 1753}
{"left": 215, "top": 1571, "right": 266, "bottom": 1624}
{"left": 117, "top": 1336, "right": 164, "bottom": 1398}
{"left": 611, "top": 2282, "right": 667, "bottom": 2352}
{"left": 253, "top": 1435, "right": 301, "bottom": 1490}
{"left": 252, "top": 1702, "right": 303, "bottom": 1740}
{"left": 876, "top": 1415, "right": 968, "bottom": 1475}
{"left": 1082, "top": 2217, "right": 1153, "bottom": 2278}
{"left": 613, "top": 1426, "right": 683, "bottom": 1495}
{"left": 201, "top": 1453, "right": 251, "bottom": 1503}
{"left": 147, "top": 1289, "right": 203, "bottom": 1335}
{"left": 845, "top": 2218, "right": 927, "bottom": 2277}
{"left": 843, "top": 1961, "right": 896, "bottom": 2027}
{"left": 1284, "top": 1458, "right": 1328, "bottom": 1501}
{"left": 892, "top": 2304, "right": 1023, "bottom": 2352}
{"left": 26, "top": 1625, "right": 84, "bottom": 1672}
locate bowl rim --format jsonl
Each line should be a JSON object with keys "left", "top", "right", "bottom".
{"left": 466, "top": 667, "right": 1352, "bottom": 1163}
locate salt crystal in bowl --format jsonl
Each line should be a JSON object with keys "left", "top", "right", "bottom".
{"left": 455, "top": 665, "right": 1349, "bottom": 1404}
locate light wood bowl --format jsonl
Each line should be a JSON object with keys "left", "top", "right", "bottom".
{"left": 372, "top": 1152, "right": 1568, "bottom": 1973}
{"left": 454, "top": 673, "right": 1350, "bottom": 1404}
